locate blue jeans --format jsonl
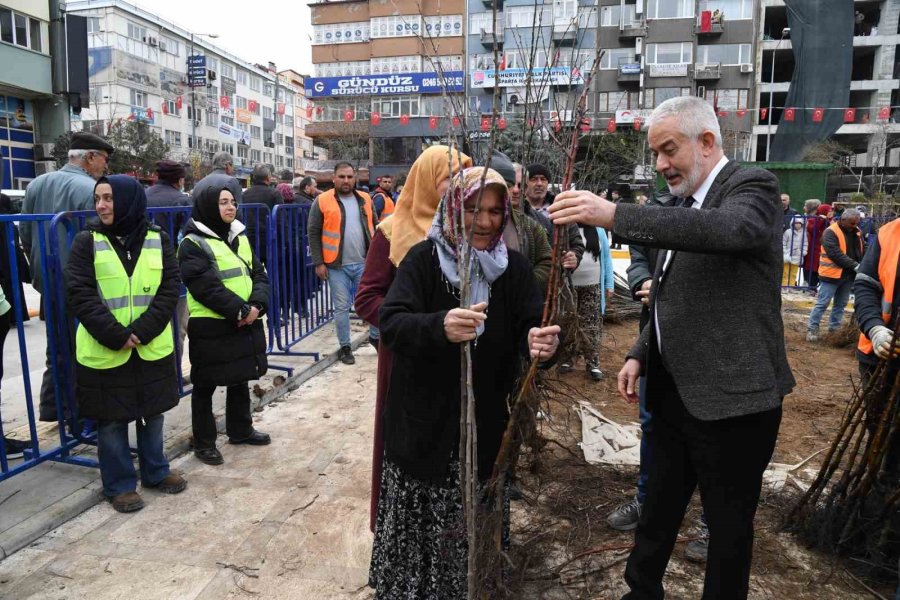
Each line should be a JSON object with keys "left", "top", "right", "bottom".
{"left": 97, "top": 414, "right": 170, "bottom": 497}
{"left": 329, "top": 263, "right": 378, "bottom": 348}
{"left": 637, "top": 376, "right": 652, "bottom": 504}
{"left": 807, "top": 279, "right": 853, "bottom": 333}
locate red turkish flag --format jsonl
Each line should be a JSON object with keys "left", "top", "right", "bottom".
{"left": 736, "top": 109, "right": 747, "bottom": 118}
{"left": 527, "top": 118, "right": 535, "bottom": 128}
{"left": 843, "top": 108, "right": 856, "bottom": 123}
{"left": 580, "top": 117, "right": 591, "bottom": 132}
{"left": 306, "top": 105, "right": 314, "bottom": 119}
{"left": 481, "top": 117, "right": 491, "bottom": 132}
{"left": 553, "top": 120, "right": 562, "bottom": 132}
{"left": 276, "top": 102, "right": 285, "bottom": 115}
{"left": 606, "top": 118, "right": 616, "bottom": 133}
{"left": 812, "top": 107, "right": 824, "bottom": 123}
{"left": 316, "top": 107, "right": 323, "bottom": 116}
{"left": 175, "top": 96, "right": 183, "bottom": 110}
{"left": 783, "top": 108, "right": 796, "bottom": 122}
{"left": 452, "top": 116, "right": 461, "bottom": 127}
{"left": 879, "top": 105, "right": 891, "bottom": 121}
{"left": 248, "top": 100, "right": 258, "bottom": 112}
{"left": 162, "top": 102, "right": 168, "bottom": 115}
{"left": 400, "top": 114, "right": 410, "bottom": 125}
{"left": 700, "top": 10, "right": 712, "bottom": 33}
{"left": 146, "top": 107, "right": 153, "bottom": 120}
{"left": 428, "top": 116, "right": 439, "bottom": 129}
{"left": 498, "top": 118, "right": 507, "bottom": 130}
{"left": 633, "top": 119, "right": 642, "bottom": 131}
{"left": 343, "top": 110, "right": 354, "bottom": 122}
{"left": 760, "top": 107, "right": 768, "bottom": 121}
{"left": 717, "top": 110, "right": 729, "bottom": 118}
{"left": 220, "top": 96, "right": 229, "bottom": 109}
{"left": 370, "top": 112, "right": 381, "bottom": 126}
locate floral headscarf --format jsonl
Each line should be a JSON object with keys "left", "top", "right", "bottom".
{"left": 426, "top": 167, "right": 510, "bottom": 336}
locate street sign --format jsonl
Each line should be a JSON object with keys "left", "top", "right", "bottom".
{"left": 187, "top": 55, "right": 206, "bottom": 67}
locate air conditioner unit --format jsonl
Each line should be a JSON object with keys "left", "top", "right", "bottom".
{"left": 159, "top": 41, "right": 167, "bottom": 52}
{"left": 34, "top": 161, "right": 57, "bottom": 176}
{"left": 194, "top": 119, "right": 202, "bottom": 126}
{"left": 207, "top": 70, "right": 217, "bottom": 81}
{"left": 739, "top": 63, "right": 753, "bottom": 73}
{"left": 33, "top": 143, "right": 55, "bottom": 161}
{"left": 148, "top": 36, "right": 158, "bottom": 47}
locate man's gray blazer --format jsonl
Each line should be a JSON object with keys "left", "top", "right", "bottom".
{"left": 615, "top": 160, "right": 795, "bottom": 421}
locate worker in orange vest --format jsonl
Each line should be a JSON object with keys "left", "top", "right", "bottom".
{"left": 307, "top": 162, "right": 379, "bottom": 365}
{"left": 853, "top": 216, "right": 900, "bottom": 486}
{"left": 806, "top": 208, "right": 864, "bottom": 341}
{"left": 371, "top": 174, "right": 396, "bottom": 220}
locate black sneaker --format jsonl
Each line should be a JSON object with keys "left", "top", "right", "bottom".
{"left": 607, "top": 496, "right": 642, "bottom": 531}
{"left": 685, "top": 521, "right": 709, "bottom": 563}
{"left": 339, "top": 345, "right": 356, "bottom": 365}
{"left": 558, "top": 363, "right": 574, "bottom": 375}
{"left": 3, "top": 437, "right": 30, "bottom": 460}
{"left": 368, "top": 336, "right": 380, "bottom": 350}
{"left": 589, "top": 368, "right": 604, "bottom": 381}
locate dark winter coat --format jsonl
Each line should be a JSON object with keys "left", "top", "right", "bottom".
{"left": 379, "top": 240, "right": 542, "bottom": 483}
{"left": 67, "top": 224, "right": 180, "bottom": 422}
{"left": 145, "top": 182, "right": 191, "bottom": 236}
{"left": 178, "top": 218, "right": 271, "bottom": 387}
{"left": 242, "top": 183, "right": 283, "bottom": 262}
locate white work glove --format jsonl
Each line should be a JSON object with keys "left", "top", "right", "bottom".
{"left": 869, "top": 325, "right": 895, "bottom": 359}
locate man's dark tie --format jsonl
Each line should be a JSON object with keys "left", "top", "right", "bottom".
{"left": 678, "top": 196, "right": 696, "bottom": 208}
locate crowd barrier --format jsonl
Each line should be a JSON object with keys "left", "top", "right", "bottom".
{"left": 0, "top": 203, "right": 339, "bottom": 483}
{"left": 780, "top": 215, "right": 893, "bottom": 291}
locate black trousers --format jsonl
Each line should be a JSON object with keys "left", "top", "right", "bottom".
{"left": 191, "top": 383, "right": 254, "bottom": 450}
{"left": 623, "top": 365, "right": 782, "bottom": 600}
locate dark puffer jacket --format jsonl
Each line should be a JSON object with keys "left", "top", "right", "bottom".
{"left": 178, "top": 218, "right": 271, "bottom": 387}
{"left": 66, "top": 223, "right": 180, "bottom": 421}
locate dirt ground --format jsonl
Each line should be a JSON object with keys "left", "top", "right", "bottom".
{"left": 507, "top": 302, "right": 896, "bottom": 599}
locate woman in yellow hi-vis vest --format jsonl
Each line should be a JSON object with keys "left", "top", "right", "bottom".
{"left": 178, "top": 178, "right": 271, "bottom": 466}
{"left": 67, "top": 175, "right": 186, "bottom": 513}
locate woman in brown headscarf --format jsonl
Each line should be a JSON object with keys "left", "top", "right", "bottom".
{"left": 356, "top": 145, "right": 471, "bottom": 532}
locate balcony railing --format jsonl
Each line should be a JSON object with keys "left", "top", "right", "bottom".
{"left": 693, "top": 62, "right": 722, "bottom": 80}
{"left": 618, "top": 21, "right": 648, "bottom": 38}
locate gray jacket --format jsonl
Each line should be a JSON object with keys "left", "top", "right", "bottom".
{"left": 191, "top": 168, "right": 243, "bottom": 205}
{"left": 21, "top": 163, "right": 96, "bottom": 295}
{"left": 616, "top": 161, "right": 795, "bottom": 421}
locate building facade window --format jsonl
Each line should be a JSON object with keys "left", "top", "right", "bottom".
{"left": 313, "top": 22, "right": 370, "bottom": 45}
{"left": 425, "top": 54, "right": 463, "bottom": 73}
{"left": 130, "top": 88, "right": 149, "bottom": 107}
{"left": 505, "top": 6, "right": 549, "bottom": 28}
{"left": 205, "top": 110, "right": 217, "bottom": 126}
{"left": 601, "top": 47, "right": 636, "bottom": 69}
{"left": 371, "top": 55, "right": 422, "bottom": 74}
{"left": 263, "top": 106, "right": 273, "bottom": 120}
{"left": 646, "top": 42, "right": 692, "bottom": 64}
{"left": 237, "top": 145, "right": 248, "bottom": 160}
{"left": 263, "top": 82, "right": 274, "bottom": 97}
{"left": 164, "top": 99, "right": 181, "bottom": 116}
{"left": 237, "top": 70, "right": 248, "bottom": 85}
{"left": 600, "top": 4, "right": 638, "bottom": 27}
{"left": 470, "top": 12, "right": 503, "bottom": 34}
{"left": 696, "top": 43, "right": 752, "bottom": 66}
{"left": 251, "top": 125, "right": 261, "bottom": 140}
{"left": 164, "top": 130, "right": 182, "bottom": 147}
{"left": 251, "top": 149, "right": 261, "bottom": 163}
{"left": 236, "top": 96, "right": 247, "bottom": 109}
{"left": 370, "top": 16, "right": 421, "bottom": 39}
{"left": 160, "top": 35, "right": 179, "bottom": 55}
{"left": 704, "top": 88, "right": 749, "bottom": 110}
{"left": 0, "top": 9, "right": 43, "bottom": 52}
{"left": 221, "top": 63, "right": 235, "bottom": 78}
{"left": 315, "top": 60, "right": 370, "bottom": 77}
{"left": 250, "top": 76, "right": 261, "bottom": 92}
{"left": 222, "top": 142, "right": 234, "bottom": 156}
{"left": 647, "top": 87, "right": 691, "bottom": 107}
{"left": 423, "top": 15, "right": 463, "bottom": 38}
{"left": 647, "top": 0, "right": 693, "bottom": 19}
{"left": 221, "top": 116, "right": 234, "bottom": 126}
{"left": 317, "top": 99, "right": 369, "bottom": 121}
{"left": 371, "top": 95, "right": 420, "bottom": 118}
{"left": 702, "top": 0, "right": 753, "bottom": 20}
{"left": 596, "top": 91, "right": 640, "bottom": 112}
{"left": 86, "top": 16, "right": 101, "bottom": 34}
{"left": 555, "top": 49, "right": 595, "bottom": 69}
{"left": 126, "top": 21, "right": 148, "bottom": 41}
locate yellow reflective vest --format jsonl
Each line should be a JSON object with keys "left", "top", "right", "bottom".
{"left": 75, "top": 230, "right": 173, "bottom": 369}
{"left": 181, "top": 233, "right": 254, "bottom": 319}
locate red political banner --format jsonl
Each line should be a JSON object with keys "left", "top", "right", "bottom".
{"left": 498, "top": 118, "right": 507, "bottom": 130}
{"left": 879, "top": 106, "right": 891, "bottom": 121}
{"left": 343, "top": 110, "right": 354, "bottom": 122}
{"left": 481, "top": 117, "right": 491, "bottom": 131}
{"left": 248, "top": 100, "right": 259, "bottom": 112}
{"left": 783, "top": 107, "right": 796, "bottom": 122}
{"left": 220, "top": 96, "right": 229, "bottom": 109}
{"left": 370, "top": 112, "right": 381, "bottom": 126}
{"left": 175, "top": 96, "right": 183, "bottom": 110}
{"left": 276, "top": 103, "right": 285, "bottom": 115}
{"left": 760, "top": 107, "right": 768, "bottom": 121}
{"left": 812, "top": 108, "right": 824, "bottom": 123}
{"left": 700, "top": 10, "right": 712, "bottom": 33}
{"left": 400, "top": 114, "right": 410, "bottom": 125}
{"left": 606, "top": 118, "right": 616, "bottom": 132}
{"left": 843, "top": 108, "right": 856, "bottom": 123}
{"left": 428, "top": 116, "right": 439, "bottom": 129}
{"left": 736, "top": 109, "right": 747, "bottom": 118}
{"left": 452, "top": 116, "right": 461, "bottom": 127}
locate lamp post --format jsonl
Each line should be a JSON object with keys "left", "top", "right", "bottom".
{"left": 189, "top": 32, "right": 218, "bottom": 158}
{"left": 765, "top": 27, "right": 790, "bottom": 162}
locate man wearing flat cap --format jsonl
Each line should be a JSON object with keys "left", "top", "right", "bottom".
{"left": 21, "top": 130, "right": 115, "bottom": 421}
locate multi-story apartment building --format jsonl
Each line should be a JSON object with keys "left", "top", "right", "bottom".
{"left": 466, "top": 0, "right": 599, "bottom": 145}
{"left": 1, "top": 1, "right": 85, "bottom": 189}
{"left": 754, "top": 0, "right": 900, "bottom": 180}
{"left": 66, "top": 0, "right": 299, "bottom": 181}
{"left": 305, "top": 0, "right": 466, "bottom": 182}
{"left": 278, "top": 68, "right": 319, "bottom": 170}
{"left": 597, "top": 0, "right": 757, "bottom": 161}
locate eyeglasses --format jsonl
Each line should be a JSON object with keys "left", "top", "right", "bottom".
{"left": 90, "top": 152, "right": 109, "bottom": 164}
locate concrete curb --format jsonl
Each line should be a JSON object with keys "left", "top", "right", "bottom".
{"left": 0, "top": 332, "right": 368, "bottom": 560}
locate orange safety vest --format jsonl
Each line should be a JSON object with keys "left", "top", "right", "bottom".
{"left": 818, "top": 221, "right": 863, "bottom": 279}
{"left": 317, "top": 188, "right": 375, "bottom": 265}
{"left": 858, "top": 218, "right": 900, "bottom": 355}
{"left": 381, "top": 195, "right": 396, "bottom": 218}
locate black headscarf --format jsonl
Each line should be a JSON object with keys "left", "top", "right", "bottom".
{"left": 94, "top": 175, "right": 148, "bottom": 247}
{"left": 581, "top": 224, "right": 601, "bottom": 260}
{"left": 192, "top": 176, "right": 233, "bottom": 240}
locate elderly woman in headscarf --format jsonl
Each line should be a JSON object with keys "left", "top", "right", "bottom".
{"left": 368, "top": 167, "right": 560, "bottom": 598}
{"left": 178, "top": 177, "right": 271, "bottom": 466}
{"left": 356, "top": 144, "right": 472, "bottom": 532}
{"left": 67, "top": 175, "right": 185, "bottom": 513}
